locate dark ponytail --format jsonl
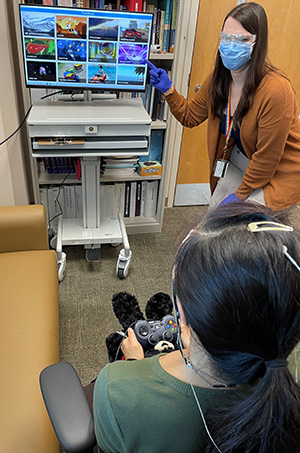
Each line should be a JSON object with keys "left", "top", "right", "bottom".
{"left": 174, "top": 202, "right": 300, "bottom": 453}
{"left": 206, "top": 366, "right": 300, "bottom": 452}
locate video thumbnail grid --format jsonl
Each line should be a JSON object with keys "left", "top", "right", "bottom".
{"left": 21, "top": 10, "right": 151, "bottom": 88}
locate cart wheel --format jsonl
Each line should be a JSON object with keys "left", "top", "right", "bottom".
{"left": 116, "top": 249, "right": 132, "bottom": 279}
{"left": 116, "top": 259, "right": 128, "bottom": 279}
{"left": 117, "top": 267, "right": 126, "bottom": 279}
{"left": 57, "top": 252, "right": 67, "bottom": 282}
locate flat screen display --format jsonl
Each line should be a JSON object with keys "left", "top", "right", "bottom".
{"left": 19, "top": 4, "right": 153, "bottom": 91}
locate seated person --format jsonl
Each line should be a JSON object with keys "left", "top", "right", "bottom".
{"left": 92, "top": 202, "right": 300, "bottom": 453}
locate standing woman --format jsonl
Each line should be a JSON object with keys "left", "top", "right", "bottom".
{"left": 146, "top": 2, "right": 300, "bottom": 210}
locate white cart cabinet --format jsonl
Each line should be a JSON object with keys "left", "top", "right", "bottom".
{"left": 27, "top": 97, "right": 154, "bottom": 279}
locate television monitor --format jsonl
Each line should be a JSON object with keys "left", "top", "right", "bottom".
{"left": 19, "top": 4, "right": 153, "bottom": 91}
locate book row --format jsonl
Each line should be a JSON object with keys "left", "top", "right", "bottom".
{"left": 24, "top": 1, "right": 178, "bottom": 53}
{"left": 40, "top": 179, "right": 159, "bottom": 226}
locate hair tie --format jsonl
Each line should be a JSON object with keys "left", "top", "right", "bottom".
{"left": 265, "top": 359, "right": 288, "bottom": 369}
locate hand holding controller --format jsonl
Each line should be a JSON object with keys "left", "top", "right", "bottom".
{"left": 134, "top": 315, "right": 178, "bottom": 350}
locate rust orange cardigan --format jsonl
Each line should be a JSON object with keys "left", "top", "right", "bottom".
{"left": 165, "top": 71, "right": 300, "bottom": 210}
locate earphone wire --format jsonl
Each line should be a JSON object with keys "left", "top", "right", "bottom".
{"left": 171, "top": 267, "right": 223, "bottom": 453}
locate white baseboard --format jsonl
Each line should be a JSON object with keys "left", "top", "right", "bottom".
{"left": 174, "top": 183, "right": 211, "bottom": 206}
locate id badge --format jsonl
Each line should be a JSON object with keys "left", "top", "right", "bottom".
{"left": 213, "top": 159, "right": 229, "bottom": 178}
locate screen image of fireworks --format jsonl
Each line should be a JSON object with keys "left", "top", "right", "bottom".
{"left": 118, "top": 43, "right": 147, "bottom": 65}
{"left": 89, "top": 41, "right": 117, "bottom": 63}
{"left": 26, "top": 61, "right": 57, "bottom": 81}
{"left": 57, "top": 39, "right": 87, "bottom": 61}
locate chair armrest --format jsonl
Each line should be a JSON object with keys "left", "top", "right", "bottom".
{"left": 40, "top": 362, "right": 96, "bottom": 453}
{"left": 0, "top": 205, "right": 49, "bottom": 253}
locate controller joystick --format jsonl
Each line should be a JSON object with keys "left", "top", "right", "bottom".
{"left": 134, "top": 315, "right": 178, "bottom": 349}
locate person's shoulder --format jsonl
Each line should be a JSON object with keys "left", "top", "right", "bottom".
{"left": 259, "top": 68, "right": 294, "bottom": 96}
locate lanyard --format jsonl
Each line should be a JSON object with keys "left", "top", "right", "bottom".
{"left": 223, "top": 83, "right": 234, "bottom": 159}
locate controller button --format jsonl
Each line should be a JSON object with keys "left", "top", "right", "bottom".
{"left": 139, "top": 326, "right": 149, "bottom": 336}
{"left": 171, "top": 328, "right": 175, "bottom": 332}
{"left": 174, "top": 323, "right": 177, "bottom": 328}
{"left": 164, "top": 331, "right": 172, "bottom": 341}
{"left": 155, "top": 325, "right": 160, "bottom": 330}
{"left": 169, "top": 320, "right": 173, "bottom": 324}
{"left": 149, "top": 334, "right": 159, "bottom": 344}
{"left": 166, "top": 325, "right": 170, "bottom": 329}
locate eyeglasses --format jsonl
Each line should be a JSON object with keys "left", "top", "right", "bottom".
{"left": 220, "top": 31, "right": 256, "bottom": 44}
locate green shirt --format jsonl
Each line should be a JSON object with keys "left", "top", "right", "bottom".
{"left": 93, "top": 355, "right": 233, "bottom": 453}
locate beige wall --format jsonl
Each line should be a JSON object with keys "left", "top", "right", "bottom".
{"left": 0, "top": 0, "right": 31, "bottom": 206}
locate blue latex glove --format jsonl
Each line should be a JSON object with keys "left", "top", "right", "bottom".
{"left": 145, "top": 59, "right": 172, "bottom": 94}
{"left": 219, "top": 193, "right": 243, "bottom": 206}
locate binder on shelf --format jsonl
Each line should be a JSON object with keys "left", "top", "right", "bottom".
{"left": 129, "top": 181, "right": 137, "bottom": 217}
{"left": 135, "top": 180, "right": 142, "bottom": 216}
{"left": 124, "top": 181, "right": 131, "bottom": 218}
{"left": 159, "top": 9, "right": 166, "bottom": 50}
{"left": 152, "top": 7, "right": 157, "bottom": 45}
{"left": 100, "top": 183, "right": 106, "bottom": 219}
{"left": 162, "top": 0, "right": 173, "bottom": 52}
{"left": 169, "top": 0, "right": 178, "bottom": 52}
{"left": 149, "top": 86, "right": 155, "bottom": 119}
{"left": 144, "top": 180, "right": 159, "bottom": 217}
{"left": 140, "top": 180, "right": 146, "bottom": 216}
{"left": 74, "top": 185, "right": 83, "bottom": 219}
{"left": 64, "top": 185, "right": 76, "bottom": 218}
{"left": 115, "top": 182, "right": 126, "bottom": 216}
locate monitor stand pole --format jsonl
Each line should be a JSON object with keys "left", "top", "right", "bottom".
{"left": 83, "top": 90, "right": 92, "bottom": 102}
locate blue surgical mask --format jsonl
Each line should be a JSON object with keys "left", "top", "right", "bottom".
{"left": 219, "top": 41, "right": 253, "bottom": 71}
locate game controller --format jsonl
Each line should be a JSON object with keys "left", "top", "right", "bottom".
{"left": 134, "top": 315, "right": 178, "bottom": 349}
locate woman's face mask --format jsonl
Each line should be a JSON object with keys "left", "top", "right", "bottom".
{"left": 218, "top": 32, "right": 256, "bottom": 71}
